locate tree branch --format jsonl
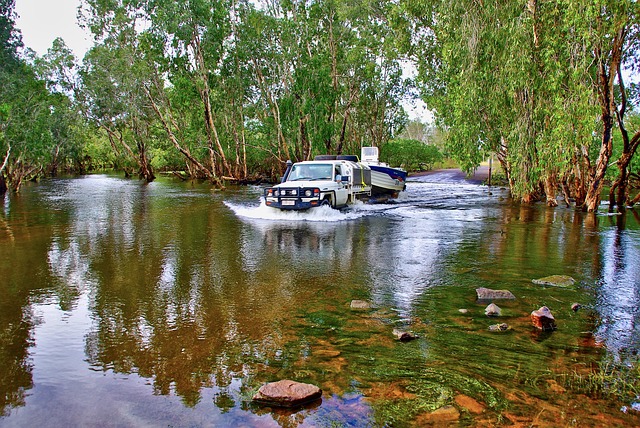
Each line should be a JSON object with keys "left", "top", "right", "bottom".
{"left": 0, "top": 145, "right": 10, "bottom": 173}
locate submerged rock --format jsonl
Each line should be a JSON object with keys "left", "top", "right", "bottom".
{"left": 252, "top": 380, "right": 322, "bottom": 408}
{"left": 531, "top": 306, "right": 557, "bottom": 331}
{"left": 418, "top": 405, "right": 460, "bottom": 423}
{"left": 454, "top": 394, "right": 486, "bottom": 414}
{"left": 314, "top": 349, "right": 341, "bottom": 358}
{"left": 476, "top": 287, "right": 516, "bottom": 301}
{"left": 485, "top": 303, "right": 502, "bottom": 317}
{"left": 392, "top": 329, "right": 418, "bottom": 342}
{"left": 458, "top": 308, "right": 469, "bottom": 314}
{"left": 350, "top": 300, "right": 371, "bottom": 310}
{"left": 532, "top": 275, "right": 576, "bottom": 288}
{"left": 488, "top": 323, "right": 510, "bottom": 332}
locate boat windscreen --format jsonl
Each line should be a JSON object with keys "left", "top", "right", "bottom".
{"left": 361, "top": 147, "right": 379, "bottom": 162}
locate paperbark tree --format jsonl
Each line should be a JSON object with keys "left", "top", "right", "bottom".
{"left": 400, "top": 0, "right": 638, "bottom": 210}
{"left": 79, "top": 40, "right": 156, "bottom": 182}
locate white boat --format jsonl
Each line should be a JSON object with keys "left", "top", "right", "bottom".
{"left": 359, "top": 147, "right": 407, "bottom": 196}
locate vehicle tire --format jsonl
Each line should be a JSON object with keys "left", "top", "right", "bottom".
{"left": 321, "top": 198, "right": 332, "bottom": 208}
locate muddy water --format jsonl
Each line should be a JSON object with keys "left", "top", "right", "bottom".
{"left": 0, "top": 173, "right": 639, "bottom": 427}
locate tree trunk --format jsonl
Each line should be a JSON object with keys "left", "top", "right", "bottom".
{"left": 227, "top": 97, "right": 247, "bottom": 180}
{"left": 496, "top": 139, "right": 516, "bottom": 196}
{"left": 143, "top": 84, "right": 223, "bottom": 188}
{"left": 189, "top": 29, "right": 233, "bottom": 179}
{"left": 584, "top": 130, "right": 613, "bottom": 212}
{"left": 336, "top": 109, "right": 350, "bottom": 156}
{"left": 325, "top": 12, "right": 338, "bottom": 154}
{"left": 608, "top": 157, "right": 627, "bottom": 212}
{"left": 49, "top": 144, "right": 61, "bottom": 176}
{"left": 570, "top": 150, "right": 589, "bottom": 207}
{"left": 138, "top": 143, "right": 155, "bottom": 182}
{"left": 560, "top": 177, "right": 571, "bottom": 208}
{"left": 584, "top": 27, "right": 625, "bottom": 212}
{"left": 251, "top": 59, "right": 291, "bottom": 162}
{"left": 201, "top": 86, "right": 233, "bottom": 178}
{"left": 610, "top": 66, "right": 640, "bottom": 209}
{"left": 132, "top": 119, "right": 155, "bottom": 183}
{"left": 543, "top": 175, "right": 558, "bottom": 207}
{"left": 300, "top": 113, "right": 311, "bottom": 161}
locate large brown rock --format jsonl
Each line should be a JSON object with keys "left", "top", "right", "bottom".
{"left": 476, "top": 287, "right": 516, "bottom": 301}
{"left": 252, "top": 380, "right": 322, "bottom": 408}
{"left": 531, "top": 306, "right": 557, "bottom": 331}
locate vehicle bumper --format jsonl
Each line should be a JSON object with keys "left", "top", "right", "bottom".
{"left": 264, "top": 187, "right": 323, "bottom": 210}
{"left": 264, "top": 197, "right": 322, "bottom": 210}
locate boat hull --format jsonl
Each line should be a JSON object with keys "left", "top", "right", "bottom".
{"left": 369, "top": 165, "right": 407, "bottom": 196}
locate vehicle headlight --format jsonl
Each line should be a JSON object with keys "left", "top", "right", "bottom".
{"left": 276, "top": 190, "right": 281, "bottom": 196}
{"left": 305, "top": 190, "right": 312, "bottom": 197}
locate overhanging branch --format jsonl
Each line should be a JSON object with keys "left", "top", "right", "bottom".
{"left": 0, "top": 145, "right": 11, "bottom": 173}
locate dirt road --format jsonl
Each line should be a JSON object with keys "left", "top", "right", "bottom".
{"left": 409, "top": 166, "right": 491, "bottom": 184}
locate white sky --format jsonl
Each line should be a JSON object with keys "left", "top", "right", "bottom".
{"left": 15, "top": 0, "right": 92, "bottom": 58}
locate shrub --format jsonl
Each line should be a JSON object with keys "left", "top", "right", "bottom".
{"left": 380, "top": 139, "right": 443, "bottom": 172}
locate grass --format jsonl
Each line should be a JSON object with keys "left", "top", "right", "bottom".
{"left": 556, "top": 357, "right": 640, "bottom": 403}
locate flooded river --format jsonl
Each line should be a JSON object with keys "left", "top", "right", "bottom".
{"left": 0, "top": 173, "right": 639, "bottom": 427}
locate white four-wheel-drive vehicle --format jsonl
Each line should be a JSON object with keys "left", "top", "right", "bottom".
{"left": 264, "top": 156, "right": 372, "bottom": 210}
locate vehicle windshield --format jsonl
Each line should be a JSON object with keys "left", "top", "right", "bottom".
{"left": 287, "top": 163, "right": 334, "bottom": 181}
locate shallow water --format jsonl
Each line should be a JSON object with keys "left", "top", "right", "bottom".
{"left": 0, "top": 173, "right": 639, "bottom": 427}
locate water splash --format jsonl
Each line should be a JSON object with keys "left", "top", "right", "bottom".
{"left": 223, "top": 199, "right": 370, "bottom": 222}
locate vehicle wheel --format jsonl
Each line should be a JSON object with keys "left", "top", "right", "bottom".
{"left": 321, "top": 199, "right": 332, "bottom": 208}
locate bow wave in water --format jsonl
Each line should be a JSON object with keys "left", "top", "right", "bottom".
{"left": 224, "top": 199, "right": 357, "bottom": 221}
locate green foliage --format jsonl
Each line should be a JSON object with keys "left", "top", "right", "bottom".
{"left": 0, "top": 0, "right": 22, "bottom": 69}
{"left": 0, "top": 4, "right": 95, "bottom": 189}
{"left": 399, "top": 0, "right": 639, "bottom": 202}
{"left": 381, "top": 139, "right": 443, "bottom": 172}
{"left": 3, "top": 0, "right": 420, "bottom": 184}
{"left": 80, "top": 126, "right": 115, "bottom": 171}
{"left": 1, "top": 61, "right": 56, "bottom": 184}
